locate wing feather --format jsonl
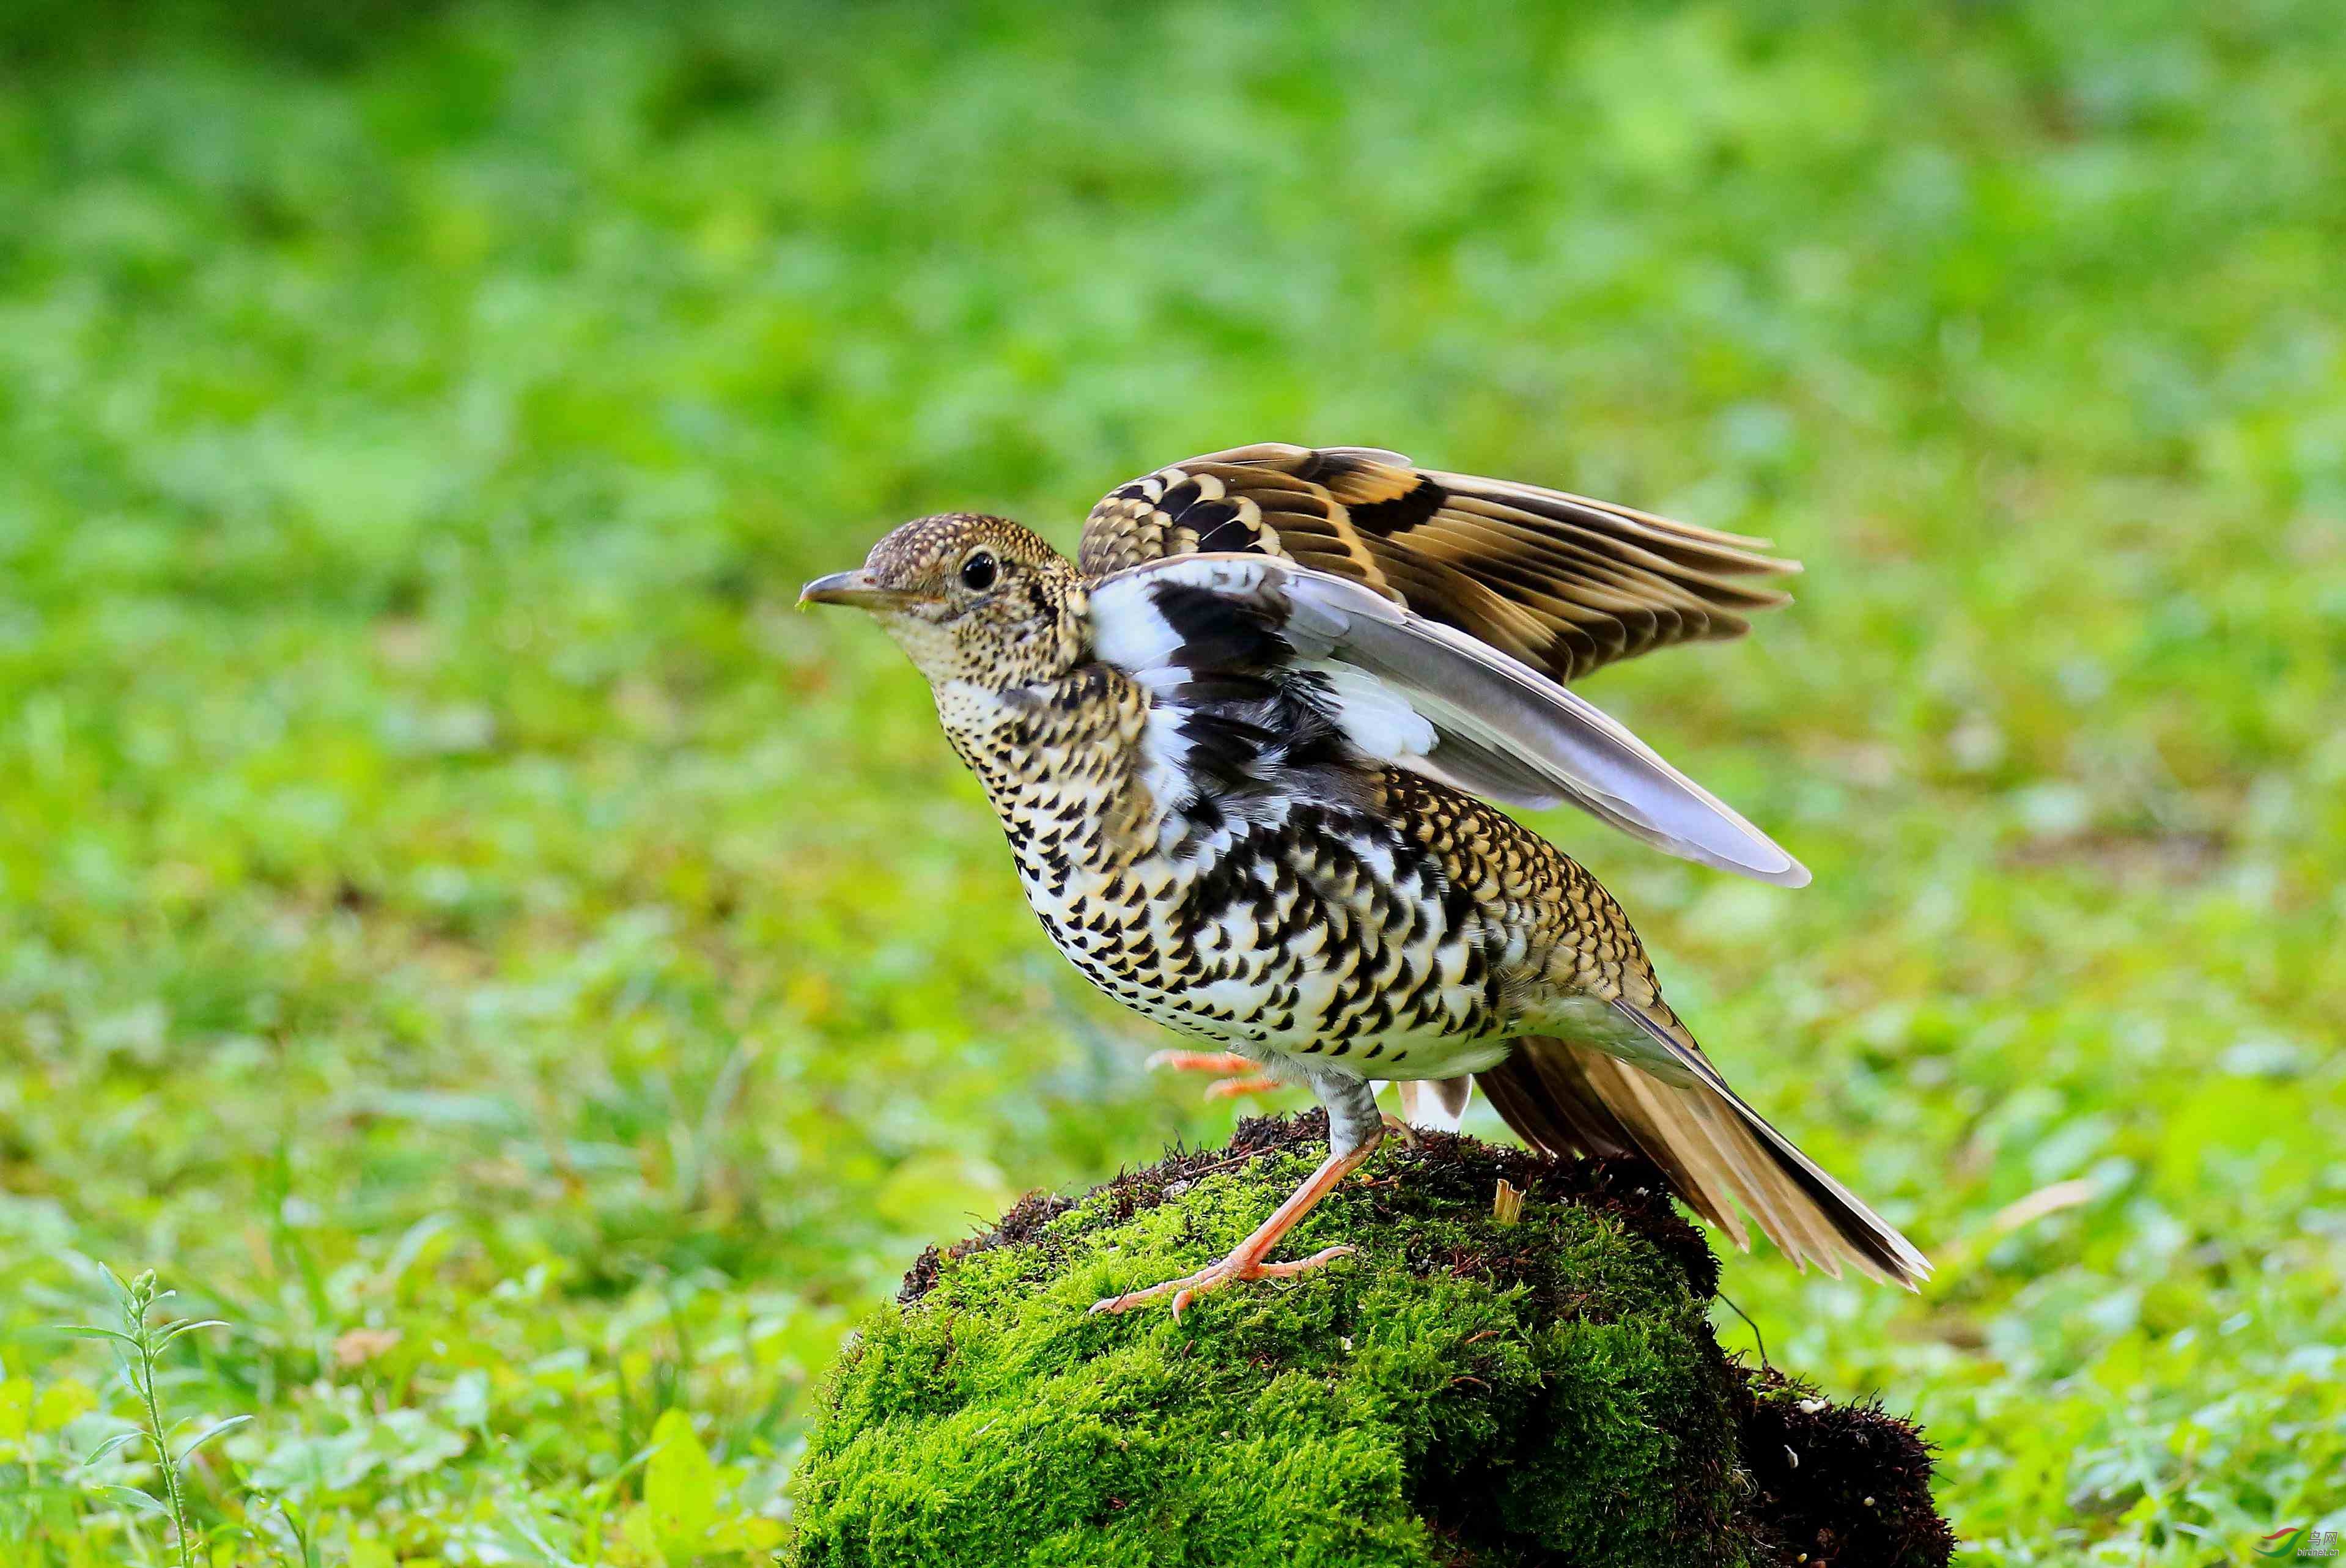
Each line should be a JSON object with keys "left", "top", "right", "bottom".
{"left": 1088, "top": 554, "right": 1809, "bottom": 888}
{"left": 1078, "top": 444, "right": 1799, "bottom": 686}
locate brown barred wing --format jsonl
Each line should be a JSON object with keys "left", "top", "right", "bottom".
{"left": 1077, "top": 443, "right": 1799, "bottom": 686}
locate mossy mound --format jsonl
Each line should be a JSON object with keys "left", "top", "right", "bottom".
{"left": 792, "top": 1114, "right": 1952, "bottom": 1568}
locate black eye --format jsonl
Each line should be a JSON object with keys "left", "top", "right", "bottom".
{"left": 959, "top": 551, "right": 998, "bottom": 592}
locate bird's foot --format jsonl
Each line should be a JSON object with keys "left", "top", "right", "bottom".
{"left": 1089, "top": 1125, "right": 1382, "bottom": 1322}
{"left": 1145, "top": 1050, "right": 1254, "bottom": 1073}
{"left": 1088, "top": 1244, "right": 1357, "bottom": 1322}
{"left": 1145, "top": 1049, "right": 1282, "bottom": 1102}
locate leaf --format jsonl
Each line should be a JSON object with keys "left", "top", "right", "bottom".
{"left": 56, "top": 1326, "right": 141, "bottom": 1349}
{"left": 641, "top": 1407, "right": 717, "bottom": 1555}
{"left": 83, "top": 1429, "right": 146, "bottom": 1467}
{"left": 617, "top": 1503, "right": 661, "bottom": 1566}
{"left": 713, "top": 1514, "right": 787, "bottom": 1552}
{"left": 155, "top": 1319, "right": 229, "bottom": 1350}
{"left": 92, "top": 1482, "right": 171, "bottom": 1517}
{"left": 174, "top": 1414, "right": 252, "bottom": 1468}
{"left": 0, "top": 1378, "right": 30, "bottom": 1448}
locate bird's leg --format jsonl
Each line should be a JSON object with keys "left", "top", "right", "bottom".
{"left": 1145, "top": 1048, "right": 1283, "bottom": 1101}
{"left": 1087, "top": 1138, "right": 1374, "bottom": 1319}
{"left": 1092, "top": 1077, "right": 1382, "bottom": 1321}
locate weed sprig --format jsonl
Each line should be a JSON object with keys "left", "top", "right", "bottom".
{"left": 63, "top": 1269, "right": 249, "bottom": 1568}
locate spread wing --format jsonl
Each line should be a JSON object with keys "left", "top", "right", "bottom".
{"left": 1078, "top": 443, "right": 1798, "bottom": 686}
{"left": 1088, "top": 554, "right": 1808, "bottom": 887}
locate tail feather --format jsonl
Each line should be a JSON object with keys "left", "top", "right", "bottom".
{"left": 1477, "top": 1025, "right": 1930, "bottom": 1289}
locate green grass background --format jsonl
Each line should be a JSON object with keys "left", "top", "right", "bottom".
{"left": 1, "top": 1, "right": 2340, "bottom": 1562}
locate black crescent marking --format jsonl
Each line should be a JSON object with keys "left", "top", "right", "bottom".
{"left": 1343, "top": 476, "right": 1447, "bottom": 538}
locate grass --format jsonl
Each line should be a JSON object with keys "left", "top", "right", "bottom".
{"left": 0, "top": 0, "right": 2340, "bottom": 1561}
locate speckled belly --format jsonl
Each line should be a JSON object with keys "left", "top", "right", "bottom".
{"left": 1012, "top": 803, "right": 1522, "bottom": 1082}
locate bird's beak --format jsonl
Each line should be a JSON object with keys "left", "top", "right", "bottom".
{"left": 799, "top": 569, "right": 917, "bottom": 611}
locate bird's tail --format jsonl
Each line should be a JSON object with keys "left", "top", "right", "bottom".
{"left": 1476, "top": 1025, "right": 1930, "bottom": 1289}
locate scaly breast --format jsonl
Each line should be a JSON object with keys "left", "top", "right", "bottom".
{"left": 939, "top": 675, "right": 1536, "bottom": 1076}
{"left": 1129, "top": 798, "right": 1514, "bottom": 1071}
{"left": 1028, "top": 783, "right": 1519, "bottom": 1073}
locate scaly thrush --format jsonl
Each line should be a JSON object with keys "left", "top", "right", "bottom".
{"left": 803, "top": 444, "right": 1927, "bottom": 1316}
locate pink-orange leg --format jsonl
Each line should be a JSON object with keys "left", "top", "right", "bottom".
{"left": 1090, "top": 1124, "right": 1384, "bottom": 1320}
{"left": 1145, "top": 1048, "right": 1283, "bottom": 1100}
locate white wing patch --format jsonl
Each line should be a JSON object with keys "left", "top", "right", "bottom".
{"left": 1298, "top": 661, "right": 1439, "bottom": 767}
{"left": 1088, "top": 554, "right": 1811, "bottom": 888}
{"left": 1088, "top": 573, "right": 1197, "bottom": 675}
{"left": 1134, "top": 704, "right": 1197, "bottom": 847}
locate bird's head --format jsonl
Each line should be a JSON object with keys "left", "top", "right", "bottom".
{"left": 800, "top": 514, "right": 1088, "bottom": 690}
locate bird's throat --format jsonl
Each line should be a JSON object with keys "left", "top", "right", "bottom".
{"left": 933, "top": 667, "right": 1161, "bottom": 867}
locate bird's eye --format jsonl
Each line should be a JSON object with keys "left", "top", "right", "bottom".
{"left": 959, "top": 551, "right": 998, "bottom": 592}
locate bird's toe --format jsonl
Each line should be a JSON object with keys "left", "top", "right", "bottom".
{"left": 1088, "top": 1243, "right": 1358, "bottom": 1321}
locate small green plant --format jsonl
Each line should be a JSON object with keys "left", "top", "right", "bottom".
{"left": 63, "top": 1268, "right": 249, "bottom": 1568}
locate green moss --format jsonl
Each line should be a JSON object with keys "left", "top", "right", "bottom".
{"left": 791, "top": 1116, "right": 1952, "bottom": 1568}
